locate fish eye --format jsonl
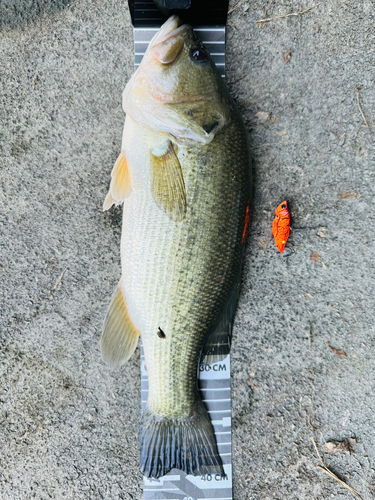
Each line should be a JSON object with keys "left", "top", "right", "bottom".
{"left": 190, "top": 47, "right": 208, "bottom": 63}
{"left": 281, "top": 204, "right": 286, "bottom": 209}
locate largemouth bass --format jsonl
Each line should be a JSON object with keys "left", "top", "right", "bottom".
{"left": 101, "top": 16, "right": 251, "bottom": 479}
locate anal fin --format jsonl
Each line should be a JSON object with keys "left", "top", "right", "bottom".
{"left": 101, "top": 281, "right": 140, "bottom": 367}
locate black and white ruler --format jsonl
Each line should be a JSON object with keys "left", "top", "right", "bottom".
{"left": 130, "top": 3, "right": 232, "bottom": 497}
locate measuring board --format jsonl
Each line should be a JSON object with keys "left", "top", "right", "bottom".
{"left": 134, "top": 25, "right": 232, "bottom": 500}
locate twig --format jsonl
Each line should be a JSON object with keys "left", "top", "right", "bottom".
{"left": 262, "top": 235, "right": 273, "bottom": 254}
{"left": 228, "top": 0, "right": 245, "bottom": 14}
{"left": 355, "top": 88, "right": 371, "bottom": 134}
{"left": 64, "top": 384, "right": 94, "bottom": 391}
{"left": 311, "top": 437, "right": 325, "bottom": 464}
{"left": 18, "top": 431, "right": 30, "bottom": 440}
{"left": 257, "top": 3, "right": 321, "bottom": 25}
{"left": 308, "top": 381, "right": 317, "bottom": 429}
{"left": 327, "top": 342, "right": 347, "bottom": 357}
{"left": 311, "top": 437, "right": 363, "bottom": 499}
{"left": 53, "top": 268, "right": 67, "bottom": 290}
{"left": 317, "top": 467, "right": 363, "bottom": 499}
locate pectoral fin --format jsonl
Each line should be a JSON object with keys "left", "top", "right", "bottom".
{"left": 101, "top": 281, "right": 140, "bottom": 367}
{"left": 150, "top": 140, "right": 186, "bottom": 221}
{"left": 103, "top": 151, "right": 132, "bottom": 211}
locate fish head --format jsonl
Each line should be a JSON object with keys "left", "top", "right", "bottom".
{"left": 123, "top": 16, "right": 231, "bottom": 145}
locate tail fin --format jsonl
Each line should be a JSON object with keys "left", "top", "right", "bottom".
{"left": 139, "top": 398, "right": 224, "bottom": 479}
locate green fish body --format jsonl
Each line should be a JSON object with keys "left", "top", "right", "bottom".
{"left": 101, "top": 16, "right": 251, "bottom": 479}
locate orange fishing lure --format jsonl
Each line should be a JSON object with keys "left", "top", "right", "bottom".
{"left": 272, "top": 200, "right": 290, "bottom": 253}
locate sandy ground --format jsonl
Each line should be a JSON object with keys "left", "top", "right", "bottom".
{"left": 1, "top": 1, "right": 374, "bottom": 499}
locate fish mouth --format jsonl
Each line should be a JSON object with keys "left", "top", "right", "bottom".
{"left": 149, "top": 16, "right": 191, "bottom": 64}
{"left": 150, "top": 15, "right": 190, "bottom": 47}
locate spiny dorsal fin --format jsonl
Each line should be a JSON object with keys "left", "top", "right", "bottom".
{"left": 103, "top": 151, "right": 132, "bottom": 211}
{"left": 150, "top": 139, "right": 186, "bottom": 221}
{"left": 101, "top": 281, "right": 140, "bottom": 367}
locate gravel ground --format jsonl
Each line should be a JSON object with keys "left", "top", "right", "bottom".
{"left": 1, "top": 1, "right": 374, "bottom": 499}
